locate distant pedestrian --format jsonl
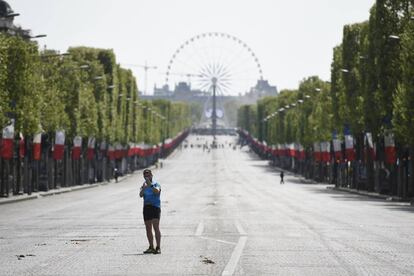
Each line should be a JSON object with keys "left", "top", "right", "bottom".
{"left": 139, "top": 169, "right": 162, "bottom": 254}
{"left": 114, "top": 168, "right": 119, "bottom": 183}
{"left": 280, "top": 171, "right": 284, "bottom": 184}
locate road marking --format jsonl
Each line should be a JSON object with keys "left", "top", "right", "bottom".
{"left": 195, "top": 221, "right": 204, "bottom": 236}
{"left": 235, "top": 220, "right": 247, "bottom": 236}
{"left": 221, "top": 221, "right": 248, "bottom": 276}
{"left": 199, "top": 236, "right": 236, "bottom": 245}
{"left": 221, "top": 236, "right": 247, "bottom": 276}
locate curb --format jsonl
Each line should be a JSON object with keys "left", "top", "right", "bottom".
{"left": 0, "top": 164, "right": 158, "bottom": 206}
{"left": 327, "top": 186, "right": 409, "bottom": 202}
{"left": 0, "top": 194, "right": 40, "bottom": 205}
{"left": 0, "top": 183, "right": 105, "bottom": 205}
{"left": 39, "top": 183, "right": 101, "bottom": 197}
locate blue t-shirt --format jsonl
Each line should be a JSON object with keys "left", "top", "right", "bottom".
{"left": 142, "top": 181, "right": 161, "bottom": 208}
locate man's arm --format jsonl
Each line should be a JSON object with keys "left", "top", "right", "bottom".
{"left": 151, "top": 184, "right": 161, "bottom": 194}
{"left": 139, "top": 184, "right": 146, "bottom": 197}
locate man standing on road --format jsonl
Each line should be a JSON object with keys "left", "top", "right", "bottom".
{"left": 280, "top": 171, "right": 285, "bottom": 184}
{"left": 139, "top": 169, "right": 162, "bottom": 254}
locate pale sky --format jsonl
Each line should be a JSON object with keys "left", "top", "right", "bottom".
{"left": 10, "top": 0, "right": 375, "bottom": 95}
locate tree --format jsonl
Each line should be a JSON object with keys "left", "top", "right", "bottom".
{"left": 393, "top": 13, "right": 414, "bottom": 146}
{"left": 4, "top": 36, "right": 42, "bottom": 134}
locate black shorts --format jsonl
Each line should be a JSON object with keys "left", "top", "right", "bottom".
{"left": 143, "top": 205, "right": 161, "bottom": 221}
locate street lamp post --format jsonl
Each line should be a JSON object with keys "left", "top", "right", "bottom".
{"left": 75, "top": 64, "right": 91, "bottom": 187}
{"left": 4, "top": 12, "right": 19, "bottom": 18}
{"left": 262, "top": 117, "right": 268, "bottom": 151}
{"left": 211, "top": 77, "right": 218, "bottom": 138}
{"left": 30, "top": 34, "right": 47, "bottom": 39}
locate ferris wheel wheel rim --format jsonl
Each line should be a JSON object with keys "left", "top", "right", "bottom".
{"left": 165, "top": 32, "right": 263, "bottom": 80}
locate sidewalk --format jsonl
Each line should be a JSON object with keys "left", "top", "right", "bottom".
{"left": 0, "top": 168, "right": 144, "bottom": 206}
{"left": 269, "top": 163, "right": 413, "bottom": 205}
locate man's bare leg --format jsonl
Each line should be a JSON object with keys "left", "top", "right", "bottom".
{"left": 144, "top": 220, "right": 154, "bottom": 249}
{"left": 152, "top": 219, "right": 161, "bottom": 250}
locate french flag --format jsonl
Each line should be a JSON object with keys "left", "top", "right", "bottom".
{"left": 384, "top": 132, "right": 396, "bottom": 164}
{"left": 298, "top": 144, "right": 305, "bottom": 161}
{"left": 321, "top": 141, "right": 331, "bottom": 163}
{"left": 53, "top": 130, "right": 65, "bottom": 160}
{"left": 283, "top": 144, "right": 288, "bottom": 157}
{"left": 1, "top": 123, "right": 14, "bottom": 160}
{"left": 313, "top": 142, "right": 321, "bottom": 161}
{"left": 128, "top": 143, "right": 134, "bottom": 157}
{"left": 100, "top": 141, "right": 107, "bottom": 153}
{"left": 344, "top": 127, "right": 355, "bottom": 161}
{"left": 332, "top": 139, "right": 342, "bottom": 162}
{"left": 33, "top": 132, "right": 42, "bottom": 161}
{"left": 72, "top": 136, "right": 82, "bottom": 160}
{"left": 289, "top": 143, "right": 296, "bottom": 157}
{"left": 87, "top": 137, "right": 95, "bottom": 160}
{"left": 293, "top": 143, "right": 299, "bottom": 159}
{"left": 134, "top": 143, "right": 139, "bottom": 155}
{"left": 276, "top": 144, "right": 281, "bottom": 157}
{"left": 365, "top": 132, "right": 376, "bottom": 160}
{"left": 107, "top": 145, "right": 115, "bottom": 160}
{"left": 136, "top": 145, "right": 143, "bottom": 157}
{"left": 115, "top": 143, "right": 122, "bottom": 159}
{"left": 19, "top": 133, "right": 25, "bottom": 159}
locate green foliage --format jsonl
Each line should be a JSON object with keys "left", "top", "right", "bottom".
{"left": 339, "top": 23, "right": 367, "bottom": 133}
{"left": 39, "top": 50, "right": 70, "bottom": 134}
{"left": 393, "top": 15, "right": 414, "bottom": 146}
{"left": 237, "top": 104, "right": 257, "bottom": 136}
{"left": 0, "top": 40, "right": 191, "bottom": 147}
{"left": 237, "top": 0, "right": 414, "bottom": 150}
{"left": 369, "top": 1, "right": 411, "bottom": 131}
{"left": 330, "top": 46, "right": 344, "bottom": 129}
{"left": 238, "top": 77, "right": 331, "bottom": 147}
{"left": 0, "top": 33, "right": 10, "bottom": 128}
{"left": 4, "top": 35, "right": 42, "bottom": 134}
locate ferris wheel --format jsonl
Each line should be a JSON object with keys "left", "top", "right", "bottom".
{"left": 165, "top": 32, "right": 263, "bottom": 96}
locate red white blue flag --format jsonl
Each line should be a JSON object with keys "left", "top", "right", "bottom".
{"left": 72, "top": 136, "right": 82, "bottom": 160}
{"left": 1, "top": 123, "right": 14, "bottom": 160}
{"left": 365, "top": 132, "right": 376, "bottom": 160}
{"left": 321, "top": 141, "right": 331, "bottom": 163}
{"left": 19, "top": 133, "right": 25, "bottom": 159}
{"left": 87, "top": 137, "right": 95, "bottom": 160}
{"left": 384, "top": 132, "right": 396, "bottom": 164}
{"left": 53, "top": 130, "right": 65, "bottom": 160}
{"left": 33, "top": 132, "right": 42, "bottom": 161}
{"left": 344, "top": 127, "right": 355, "bottom": 161}
{"left": 333, "top": 139, "right": 342, "bottom": 162}
{"left": 313, "top": 142, "right": 321, "bottom": 161}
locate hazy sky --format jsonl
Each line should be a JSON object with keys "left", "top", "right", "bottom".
{"left": 11, "top": 0, "right": 375, "bottom": 94}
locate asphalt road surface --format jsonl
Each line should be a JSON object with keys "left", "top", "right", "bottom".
{"left": 0, "top": 135, "right": 413, "bottom": 276}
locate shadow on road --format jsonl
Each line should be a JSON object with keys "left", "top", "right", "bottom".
{"left": 383, "top": 205, "right": 414, "bottom": 213}
{"left": 241, "top": 149, "right": 414, "bottom": 212}
{"left": 304, "top": 186, "right": 414, "bottom": 212}
{"left": 287, "top": 178, "right": 319, "bottom": 185}
{"left": 250, "top": 163, "right": 280, "bottom": 175}
{"left": 306, "top": 187, "right": 383, "bottom": 201}
{"left": 244, "top": 151, "right": 264, "bottom": 161}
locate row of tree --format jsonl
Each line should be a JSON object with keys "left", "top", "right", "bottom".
{"left": 237, "top": 0, "right": 414, "bottom": 198}
{"left": 0, "top": 33, "right": 193, "bottom": 197}
{"left": 0, "top": 34, "right": 192, "bottom": 145}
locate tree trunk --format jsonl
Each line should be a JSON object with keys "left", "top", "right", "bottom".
{"left": 409, "top": 146, "right": 414, "bottom": 198}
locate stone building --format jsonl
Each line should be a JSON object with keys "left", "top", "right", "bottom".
{"left": 0, "top": 0, "right": 31, "bottom": 37}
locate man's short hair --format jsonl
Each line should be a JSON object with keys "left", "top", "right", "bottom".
{"left": 143, "top": 169, "right": 152, "bottom": 174}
